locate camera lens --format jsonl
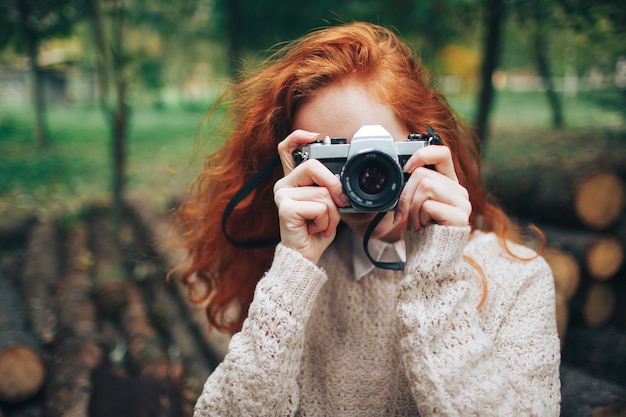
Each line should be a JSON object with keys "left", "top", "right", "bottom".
{"left": 341, "top": 150, "right": 403, "bottom": 212}
{"left": 359, "top": 166, "right": 387, "bottom": 195}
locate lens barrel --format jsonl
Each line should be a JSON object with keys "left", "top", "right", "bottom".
{"left": 341, "top": 150, "right": 403, "bottom": 211}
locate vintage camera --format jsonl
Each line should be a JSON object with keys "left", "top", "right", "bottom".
{"left": 293, "top": 124, "right": 442, "bottom": 213}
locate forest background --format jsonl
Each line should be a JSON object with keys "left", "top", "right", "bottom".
{"left": 0, "top": 1, "right": 626, "bottom": 416}
{"left": 0, "top": 0, "right": 624, "bottom": 228}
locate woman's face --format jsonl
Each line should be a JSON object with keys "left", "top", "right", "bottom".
{"left": 292, "top": 80, "right": 409, "bottom": 242}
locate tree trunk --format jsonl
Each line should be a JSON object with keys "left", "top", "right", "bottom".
{"left": 112, "top": 84, "right": 128, "bottom": 230}
{"left": 17, "top": 0, "right": 48, "bottom": 148}
{"left": 532, "top": 5, "right": 564, "bottom": 129}
{"left": 83, "top": 0, "right": 129, "bottom": 232}
{"left": 486, "top": 164, "right": 624, "bottom": 231}
{"left": 226, "top": 0, "right": 243, "bottom": 81}
{"left": 83, "top": 0, "right": 109, "bottom": 108}
{"left": 28, "top": 45, "right": 48, "bottom": 147}
{"left": 475, "top": 0, "right": 505, "bottom": 148}
{"left": 110, "top": 0, "right": 128, "bottom": 230}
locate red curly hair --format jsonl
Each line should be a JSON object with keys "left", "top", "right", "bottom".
{"left": 173, "top": 22, "right": 527, "bottom": 334}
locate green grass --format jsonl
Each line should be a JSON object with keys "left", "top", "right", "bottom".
{"left": 448, "top": 90, "right": 625, "bottom": 131}
{"left": 449, "top": 90, "right": 626, "bottom": 166}
{"left": 0, "top": 103, "right": 217, "bottom": 227}
{"left": 0, "top": 90, "right": 624, "bottom": 229}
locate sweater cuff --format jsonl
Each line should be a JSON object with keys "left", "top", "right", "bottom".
{"left": 259, "top": 244, "right": 328, "bottom": 319}
{"left": 404, "top": 225, "right": 471, "bottom": 280}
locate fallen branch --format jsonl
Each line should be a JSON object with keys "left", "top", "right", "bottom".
{"left": 44, "top": 222, "right": 103, "bottom": 417}
{"left": 19, "top": 221, "right": 60, "bottom": 345}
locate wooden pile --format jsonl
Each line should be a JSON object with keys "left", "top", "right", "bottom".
{"left": 0, "top": 202, "right": 230, "bottom": 417}
{"left": 486, "top": 157, "right": 626, "bottom": 415}
{"left": 0, "top": 188, "right": 625, "bottom": 416}
{"left": 486, "top": 159, "right": 625, "bottom": 332}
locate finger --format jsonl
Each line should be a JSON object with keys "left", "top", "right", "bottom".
{"left": 277, "top": 129, "right": 321, "bottom": 175}
{"left": 274, "top": 185, "right": 338, "bottom": 209}
{"left": 307, "top": 202, "right": 342, "bottom": 238}
{"left": 414, "top": 199, "right": 471, "bottom": 230}
{"left": 403, "top": 145, "right": 458, "bottom": 182}
{"left": 274, "top": 183, "right": 343, "bottom": 239}
{"left": 278, "top": 199, "right": 339, "bottom": 239}
{"left": 410, "top": 171, "right": 469, "bottom": 208}
{"left": 274, "top": 159, "right": 348, "bottom": 208}
{"left": 394, "top": 169, "right": 469, "bottom": 225}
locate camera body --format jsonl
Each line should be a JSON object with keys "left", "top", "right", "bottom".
{"left": 293, "top": 125, "right": 441, "bottom": 213}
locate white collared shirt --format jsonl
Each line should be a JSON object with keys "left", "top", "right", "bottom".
{"left": 351, "top": 230, "right": 406, "bottom": 281}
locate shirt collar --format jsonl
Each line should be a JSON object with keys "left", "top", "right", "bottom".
{"left": 351, "top": 230, "right": 406, "bottom": 281}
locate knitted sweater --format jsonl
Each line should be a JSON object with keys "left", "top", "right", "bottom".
{"left": 193, "top": 225, "right": 561, "bottom": 416}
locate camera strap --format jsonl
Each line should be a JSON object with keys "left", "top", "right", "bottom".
{"left": 221, "top": 154, "right": 404, "bottom": 271}
{"left": 221, "top": 155, "right": 281, "bottom": 248}
{"left": 362, "top": 212, "right": 406, "bottom": 271}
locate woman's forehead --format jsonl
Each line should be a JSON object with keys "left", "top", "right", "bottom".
{"left": 292, "top": 82, "right": 407, "bottom": 141}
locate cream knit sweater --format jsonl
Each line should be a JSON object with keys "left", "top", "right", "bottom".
{"left": 194, "top": 225, "right": 561, "bottom": 416}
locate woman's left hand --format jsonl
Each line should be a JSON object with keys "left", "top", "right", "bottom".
{"left": 393, "top": 145, "right": 472, "bottom": 230}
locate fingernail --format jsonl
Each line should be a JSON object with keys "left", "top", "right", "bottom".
{"left": 393, "top": 211, "right": 402, "bottom": 225}
{"left": 339, "top": 193, "right": 349, "bottom": 206}
{"left": 403, "top": 160, "right": 414, "bottom": 173}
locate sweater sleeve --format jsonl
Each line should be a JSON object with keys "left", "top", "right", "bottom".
{"left": 193, "top": 244, "right": 327, "bottom": 417}
{"left": 396, "top": 225, "right": 561, "bottom": 417}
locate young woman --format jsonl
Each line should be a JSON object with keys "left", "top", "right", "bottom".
{"left": 174, "top": 21, "right": 561, "bottom": 416}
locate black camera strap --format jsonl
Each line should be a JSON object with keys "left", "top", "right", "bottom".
{"left": 221, "top": 155, "right": 403, "bottom": 271}
{"left": 362, "top": 212, "right": 406, "bottom": 271}
{"left": 222, "top": 125, "right": 443, "bottom": 268}
{"left": 221, "top": 155, "right": 281, "bottom": 248}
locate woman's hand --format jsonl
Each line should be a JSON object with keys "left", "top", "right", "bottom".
{"left": 394, "top": 144, "right": 472, "bottom": 231}
{"left": 274, "top": 130, "right": 348, "bottom": 263}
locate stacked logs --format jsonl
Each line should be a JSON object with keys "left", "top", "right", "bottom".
{"left": 1, "top": 188, "right": 624, "bottom": 416}
{"left": 0, "top": 204, "right": 229, "bottom": 417}
{"left": 485, "top": 157, "right": 626, "bottom": 415}
{"left": 486, "top": 159, "right": 625, "bottom": 334}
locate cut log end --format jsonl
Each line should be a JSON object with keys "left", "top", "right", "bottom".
{"left": 544, "top": 248, "right": 581, "bottom": 300}
{"left": 555, "top": 292, "right": 569, "bottom": 349}
{"left": 0, "top": 346, "right": 46, "bottom": 403}
{"left": 583, "top": 282, "right": 616, "bottom": 328}
{"left": 576, "top": 172, "right": 624, "bottom": 230}
{"left": 95, "top": 280, "right": 128, "bottom": 316}
{"left": 588, "top": 238, "right": 624, "bottom": 281}
{"left": 592, "top": 398, "right": 626, "bottom": 417}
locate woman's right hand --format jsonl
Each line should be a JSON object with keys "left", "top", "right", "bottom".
{"left": 274, "top": 130, "right": 348, "bottom": 263}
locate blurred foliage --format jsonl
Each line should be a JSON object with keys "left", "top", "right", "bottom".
{"left": 0, "top": 0, "right": 77, "bottom": 53}
{"left": 0, "top": 90, "right": 623, "bottom": 228}
{"left": 0, "top": 0, "right": 624, "bottom": 226}
{"left": 211, "top": 0, "right": 480, "bottom": 72}
{"left": 2, "top": 0, "right": 623, "bottom": 106}
{"left": 0, "top": 102, "right": 214, "bottom": 225}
